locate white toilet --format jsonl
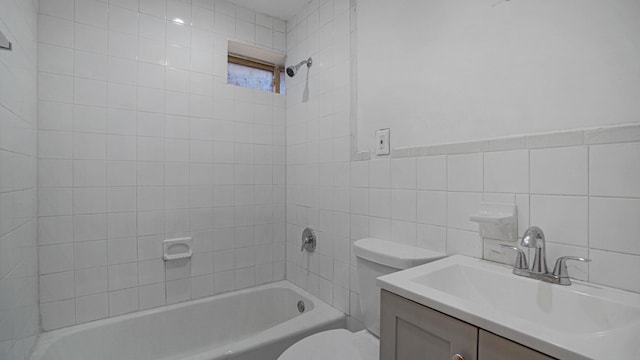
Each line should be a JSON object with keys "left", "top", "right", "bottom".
{"left": 279, "top": 238, "right": 445, "bottom": 360}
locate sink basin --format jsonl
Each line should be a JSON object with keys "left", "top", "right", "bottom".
{"left": 377, "top": 255, "right": 640, "bottom": 359}
{"left": 412, "top": 263, "right": 640, "bottom": 334}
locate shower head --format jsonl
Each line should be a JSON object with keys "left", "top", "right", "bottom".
{"left": 286, "top": 57, "right": 312, "bottom": 77}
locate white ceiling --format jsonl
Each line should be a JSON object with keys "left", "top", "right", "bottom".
{"left": 227, "top": 0, "right": 310, "bottom": 21}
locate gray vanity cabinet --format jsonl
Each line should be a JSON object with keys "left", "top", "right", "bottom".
{"left": 380, "top": 290, "right": 556, "bottom": 360}
{"left": 478, "top": 330, "right": 554, "bottom": 360}
{"left": 380, "top": 290, "right": 477, "bottom": 360}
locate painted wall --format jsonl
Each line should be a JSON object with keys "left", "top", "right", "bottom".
{"left": 357, "top": 0, "right": 640, "bottom": 150}
{"left": 287, "top": 0, "right": 640, "bottom": 330}
{"left": 0, "top": 0, "right": 40, "bottom": 358}
{"left": 36, "top": 0, "right": 287, "bottom": 331}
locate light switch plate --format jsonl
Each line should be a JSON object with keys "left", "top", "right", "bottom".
{"left": 376, "top": 128, "right": 390, "bottom": 156}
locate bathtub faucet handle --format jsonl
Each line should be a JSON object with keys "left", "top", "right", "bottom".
{"left": 301, "top": 228, "right": 317, "bottom": 253}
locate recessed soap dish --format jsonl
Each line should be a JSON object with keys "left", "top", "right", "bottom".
{"left": 470, "top": 202, "right": 517, "bottom": 241}
{"left": 163, "top": 237, "right": 192, "bottom": 261}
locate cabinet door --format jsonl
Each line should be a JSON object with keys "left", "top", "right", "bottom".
{"left": 478, "top": 330, "right": 556, "bottom": 360}
{"left": 380, "top": 290, "right": 478, "bottom": 360}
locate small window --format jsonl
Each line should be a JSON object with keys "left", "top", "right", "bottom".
{"left": 227, "top": 55, "right": 285, "bottom": 94}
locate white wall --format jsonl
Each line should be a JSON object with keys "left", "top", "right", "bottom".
{"left": 357, "top": 0, "right": 640, "bottom": 150}
{"left": 36, "top": 0, "right": 287, "bottom": 331}
{"left": 0, "top": 0, "right": 40, "bottom": 358}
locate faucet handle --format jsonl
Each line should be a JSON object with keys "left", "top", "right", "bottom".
{"left": 552, "top": 256, "right": 591, "bottom": 286}
{"left": 499, "top": 244, "right": 529, "bottom": 270}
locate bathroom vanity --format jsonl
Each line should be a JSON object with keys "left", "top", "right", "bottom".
{"left": 377, "top": 255, "right": 640, "bottom": 360}
{"left": 380, "top": 290, "right": 554, "bottom": 359}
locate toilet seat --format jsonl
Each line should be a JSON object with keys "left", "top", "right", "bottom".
{"left": 278, "top": 329, "right": 379, "bottom": 360}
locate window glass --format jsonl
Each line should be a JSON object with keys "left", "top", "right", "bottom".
{"left": 227, "top": 62, "right": 274, "bottom": 92}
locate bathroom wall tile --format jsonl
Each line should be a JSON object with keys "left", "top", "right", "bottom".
{"left": 38, "top": 216, "right": 73, "bottom": 246}
{"left": 76, "top": 293, "right": 109, "bottom": 324}
{"left": 447, "top": 153, "right": 483, "bottom": 192}
{"left": 41, "top": 299, "right": 76, "bottom": 331}
{"left": 590, "top": 143, "right": 640, "bottom": 198}
{"left": 76, "top": 0, "right": 108, "bottom": 28}
{"left": 39, "top": 44, "right": 74, "bottom": 76}
{"left": 530, "top": 195, "right": 588, "bottom": 247}
{"left": 350, "top": 161, "right": 368, "bottom": 188}
{"left": 350, "top": 188, "right": 368, "bottom": 216}
{"left": 110, "top": 0, "right": 139, "bottom": 11}
{"left": 74, "top": 133, "right": 107, "bottom": 159}
{"left": 39, "top": 243, "right": 74, "bottom": 274}
{"left": 75, "top": 105, "right": 107, "bottom": 134}
{"left": 40, "top": 271, "right": 75, "bottom": 303}
{"left": 417, "top": 224, "right": 447, "bottom": 253}
{"left": 590, "top": 197, "right": 640, "bottom": 255}
{"left": 108, "top": 31, "right": 137, "bottom": 59}
{"left": 108, "top": 263, "right": 138, "bottom": 291}
{"left": 75, "top": 267, "right": 108, "bottom": 296}
{"left": 390, "top": 158, "right": 416, "bottom": 189}
{"left": 38, "top": 188, "right": 73, "bottom": 216}
{"left": 140, "top": 0, "right": 166, "bottom": 18}
{"left": 74, "top": 51, "right": 108, "bottom": 81}
{"left": 390, "top": 220, "right": 417, "bottom": 246}
{"left": 76, "top": 24, "right": 108, "bottom": 54}
{"left": 531, "top": 146, "right": 588, "bottom": 195}
{"left": 109, "top": 287, "right": 139, "bottom": 316}
{"left": 74, "top": 160, "right": 107, "bottom": 187}
{"left": 108, "top": 238, "right": 138, "bottom": 265}
{"left": 40, "top": 0, "right": 74, "bottom": 19}
{"left": 515, "top": 194, "right": 530, "bottom": 237}
{"left": 589, "top": 250, "right": 640, "bottom": 293}
{"left": 484, "top": 149, "right": 529, "bottom": 193}
{"left": 74, "top": 240, "right": 107, "bottom": 269}
{"left": 139, "top": 283, "right": 166, "bottom": 310}
{"left": 39, "top": 159, "right": 73, "bottom": 187}
{"left": 74, "top": 188, "right": 107, "bottom": 214}
{"left": 417, "top": 155, "right": 446, "bottom": 190}
{"left": 447, "top": 229, "right": 482, "bottom": 258}
{"left": 390, "top": 190, "right": 416, "bottom": 222}
{"left": 39, "top": 15, "right": 74, "bottom": 48}
{"left": 39, "top": 101, "right": 74, "bottom": 131}
{"left": 167, "top": 0, "right": 192, "bottom": 25}
{"left": 368, "top": 188, "right": 390, "bottom": 219}
{"left": 108, "top": 6, "right": 139, "bottom": 36}
{"left": 417, "top": 191, "right": 447, "bottom": 226}
{"left": 544, "top": 243, "right": 589, "bottom": 281}
{"left": 166, "top": 278, "right": 191, "bottom": 304}
{"left": 368, "top": 159, "right": 390, "bottom": 188}
{"left": 75, "top": 214, "right": 107, "bottom": 242}
{"left": 446, "top": 192, "right": 482, "bottom": 232}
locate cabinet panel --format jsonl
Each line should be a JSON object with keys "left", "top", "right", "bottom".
{"left": 478, "top": 330, "right": 556, "bottom": 360}
{"left": 380, "top": 290, "right": 478, "bottom": 360}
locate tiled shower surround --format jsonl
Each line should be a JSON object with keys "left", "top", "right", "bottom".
{"left": 285, "top": 0, "right": 640, "bottom": 330}
{"left": 0, "top": 0, "right": 40, "bottom": 359}
{"left": 36, "top": 0, "right": 286, "bottom": 330}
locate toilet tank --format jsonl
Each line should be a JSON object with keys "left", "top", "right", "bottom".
{"left": 353, "top": 238, "right": 445, "bottom": 337}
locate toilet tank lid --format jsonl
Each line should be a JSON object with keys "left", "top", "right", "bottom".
{"left": 353, "top": 238, "right": 446, "bottom": 269}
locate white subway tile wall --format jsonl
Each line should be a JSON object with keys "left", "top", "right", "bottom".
{"left": 37, "top": 0, "right": 287, "bottom": 330}
{"left": 286, "top": 0, "right": 640, "bottom": 331}
{"left": 0, "top": 0, "right": 39, "bottom": 358}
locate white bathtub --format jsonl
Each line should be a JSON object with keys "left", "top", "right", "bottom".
{"left": 30, "top": 281, "right": 345, "bottom": 360}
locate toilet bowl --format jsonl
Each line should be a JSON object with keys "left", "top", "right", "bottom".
{"left": 279, "top": 238, "right": 445, "bottom": 360}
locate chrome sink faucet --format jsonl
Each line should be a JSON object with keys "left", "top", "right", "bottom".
{"left": 521, "top": 226, "right": 549, "bottom": 274}
{"left": 500, "top": 226, "right": 591, "bottom": 286}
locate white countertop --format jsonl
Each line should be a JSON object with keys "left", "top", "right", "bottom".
{"left": 377, "top": 255, "right": 640, "bottom": 360}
